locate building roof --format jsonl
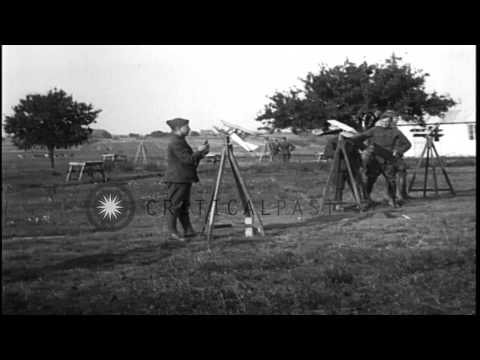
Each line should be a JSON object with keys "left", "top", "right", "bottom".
{"left": 397, "top": 106, "right": 475, "bottom": 126}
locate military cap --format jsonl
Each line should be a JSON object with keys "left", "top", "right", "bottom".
{"left": 166, "top": 118, "right": 189, "bottom": 130}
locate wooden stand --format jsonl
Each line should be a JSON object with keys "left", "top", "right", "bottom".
{"left": 66, "top": 161, "right": 107, "bottom": 182}
{"left": 408, "top": 135, "right": 455, "bottom": 197}
{"left": 319, "top": 134, "right": 364, "bottom": 214}
{"left": 202, "top": 136, "right": 265, "bottom": 246}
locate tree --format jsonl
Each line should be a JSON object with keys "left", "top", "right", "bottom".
{"left": 256, "top": 55, "right": 456, "bottom": 131}
{"left": 91, "top": 129, "right": 113, "bottom": 139}
{"left": 4, "top": 88, "right": 101, "bottom": 168}
{"left": 149, "top": 130, "right": 169, "bottom": 138}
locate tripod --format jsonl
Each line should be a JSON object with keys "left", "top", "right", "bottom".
{"left": 133, "top": 141, "right": 148, "bottom": 168}
{"left": 319, "top": 134, "right": 365, "bottom": 214}
{"left": 202, "top": 136, "right": 265, "bottom": 246}
{"left": 408, "top": 134, "right": 455, "bottom": 197}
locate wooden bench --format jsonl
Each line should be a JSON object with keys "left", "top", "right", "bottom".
{"left": 101, "top": 153, "right": 128, "bottom": 162}
{"left": 205, "top": 153, "right": 221, "bottom": 165}
{"left": 66, "top": 161, "right": 107, "bottom": 182}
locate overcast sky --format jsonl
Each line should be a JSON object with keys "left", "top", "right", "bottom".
{"left": 2, "top": 45, "right": 476, "bottom": 135}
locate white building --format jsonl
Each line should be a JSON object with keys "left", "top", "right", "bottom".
{"left": 396, "top": 108, "right": 476, "bottom": 157}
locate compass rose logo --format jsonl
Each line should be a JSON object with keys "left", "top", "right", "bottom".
{"left": 97, "top": 193, "right": 123, "bottom": 220}
{"left": 86, "top": 184, "right": 135, "bottom": 231}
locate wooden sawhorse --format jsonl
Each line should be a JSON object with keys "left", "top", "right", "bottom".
{"left": 66, "top": 161, "right": 107, "bottom": 182}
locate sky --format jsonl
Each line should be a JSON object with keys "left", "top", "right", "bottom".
{"left": 2, "top": 45, "right": 476, "bottom": 135}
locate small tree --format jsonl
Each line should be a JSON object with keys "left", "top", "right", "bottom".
{"left": 4, "top": 88, "right": 101, "bottom": 168}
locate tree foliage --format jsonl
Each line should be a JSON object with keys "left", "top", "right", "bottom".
{"left": 256, "top": 55, "right": 456, "bottom": 131}
{"left": 4, "top": 88, "right": 101, "bottom": 168}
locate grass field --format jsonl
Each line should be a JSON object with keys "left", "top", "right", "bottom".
{"left": 1, "top": 136, "right": 476, "bottom": 314}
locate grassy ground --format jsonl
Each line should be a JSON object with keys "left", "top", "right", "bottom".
{"left": 2, "top": 137, "right": 476, "bottom": 314}
{"left": 2, "top": 159, "right": 476, "bottom": 314}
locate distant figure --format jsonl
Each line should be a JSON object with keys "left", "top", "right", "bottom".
{"left": 278, "top": 137, "right": 296, "bottom": 163}
{"left": 271, "top": 138, "right": 280, "bottom": 162}
{"left": 259, "top": 136, "right": 271, "bottom": 162}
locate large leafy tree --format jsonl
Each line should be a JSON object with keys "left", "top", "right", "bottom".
{"left": 256, "top": 55, "right": 456, "bottom": 131}
{"left": 4, "top": 88, "right": 101, "bottom": 168}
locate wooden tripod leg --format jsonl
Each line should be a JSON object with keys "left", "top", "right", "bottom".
{"left": 205, "top": 146, "right": 228, "bottom": 243}
{"left": 430, "top": 142, "right": 455, "bottom": 195}
{"left": 408, "top": 141, "right": 428, "bottom": 192}
{"left": 141, "top": 142, "right": 148, "bottom": 166}
{"left": 228, "top": 151, "right": 250, "bottom": 216}
{"left": 341, "top": 141, "right": 361, "bottom": 207}
{"left": 228, "top": 149, "right": 265, "bottom": 236}
{"left": 423, "top": 142, "right": 430, "bottom": 198}
{"left": 431, "top": 146, "right": 439, "bottom": 196}
{"left": 319, "top": 145, "right": 341, "bottom": 213}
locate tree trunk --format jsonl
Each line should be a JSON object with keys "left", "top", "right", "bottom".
{"left": 48, "top": 146, "right": 55, "bottom": 168}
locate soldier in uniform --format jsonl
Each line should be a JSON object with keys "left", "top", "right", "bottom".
{"left": 350, "top": 110, "right": 412, "bottom": 208}
{"left": 163, "top": 118, "right": 209, "bottom": 241}
{"left": 259, "top": 136, "right": 274, "bottom": 162}
{"left": 279, "top": 137, "right": 296, "bottom": 163}
{"left": 271, "top": 138, "right": 280, "bottom": 162}
{"left": 391, "top": 116, "right": 411, "bottom": 203}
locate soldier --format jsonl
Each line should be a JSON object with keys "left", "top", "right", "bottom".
{"left": 279, "top": 137, "right": 296, "bottom": 163}
{"left": 391, "top": 116, "right": 411, "bottom": 203}
{"left": 259, "top": 136, "right": 273, "bottom": 162}
{"left": 350, "top": 110, "right": 412, "bottom": 208}
{"left": 324, "top": 132, "right": 366, "bottom": 210}
{"left": 271, "top": 138, "right": 280, "bottom": 162}
{"left": 163, "top": 118, "right": 210, "bottom": 241}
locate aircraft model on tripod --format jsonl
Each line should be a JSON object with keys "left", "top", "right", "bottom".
{"left": 202, "top": 121, "right": 266, "bottom": 248}
{"left": 314, "top": 119, "right": 368, "bottom": 214}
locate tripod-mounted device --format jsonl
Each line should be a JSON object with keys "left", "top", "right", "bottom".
{"left": 319, "top": 132, "right": 366, "bottom": 214}
{"left": 201, "top": 135, "right": 265, "bottom": 247}
{"left": 408, "top": 124, "right": 455, "bottom": 197}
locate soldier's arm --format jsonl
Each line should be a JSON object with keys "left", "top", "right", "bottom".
{"left": 349, "top": 128, "right": 374, "bottom": 143}
{"left": 394, "top": 129, "right": 412, "bottom": 155}
{"left": 169, "top": 141, "right": 204, "bottom": 165}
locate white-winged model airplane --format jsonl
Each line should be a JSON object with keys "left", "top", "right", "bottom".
{"left": 212, "top": 120, "right": 265, "bottom": 152}
{"left": 311, "top": 119, "right": 358, "bottom": 137}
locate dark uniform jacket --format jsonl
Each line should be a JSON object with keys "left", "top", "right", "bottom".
{"left": 278, "top": 141, "right": 295, "bottom": 154}
{"left": 163, "top": 134, "right": 203, "bottom": 183}
{"left": 352, "top": 126, "right": 412, "bottom": 158}
{"left": 269, "top": 141, "right": 279, "bottom": 154}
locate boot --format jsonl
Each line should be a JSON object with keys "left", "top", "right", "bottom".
{"left": 397, "top": 172, "right": 411, "bottom": 202}
{"left": 178, "top": 212, "right": 197, "bottom": 238}
{"left": 165, "top": 211, "right": 185, "bottom": 241}
{"left": 386, "top": 181, "right": 399, "bottom": 208}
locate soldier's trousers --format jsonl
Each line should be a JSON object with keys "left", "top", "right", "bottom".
{"left": 363, "top": 156, "right": 407, "bottom": 202}
{"left": 165, "top": 182, "right": 193, "bottom": 233}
